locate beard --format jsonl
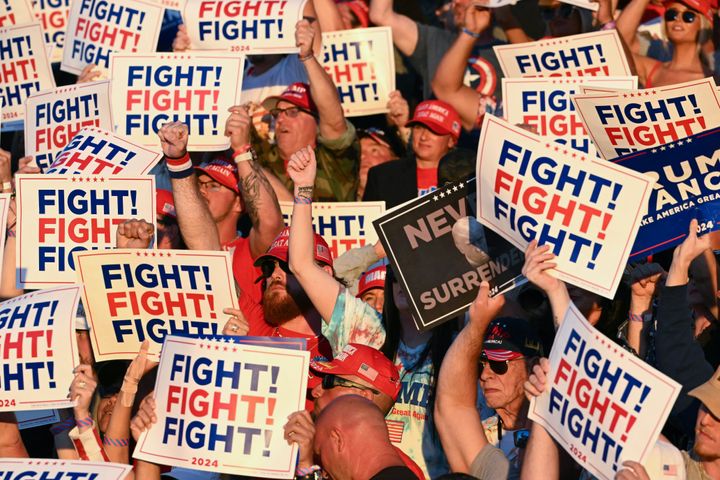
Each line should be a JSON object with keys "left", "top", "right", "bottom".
{"left": 262, "top": 280, "right": 314, "bottom": 326}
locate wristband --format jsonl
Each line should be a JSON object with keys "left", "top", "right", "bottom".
{"left": 601, "top": 20, "right": 616, "bottom": 30}
{"left": 50, "top": 417, "right": 76, "bottom": 435}
{"left": 103, "top": 436, "right": 130, "bottom": 447}
{"left": 233, "top": 150, "right": 253, "bottom": 163}
{"left": 165, "top": 152, "right": 194, "bottom": 179}
{"left": 628, "top": 312, "right": 647, "bottom": 323}
{"left": 299, "top": 52, "right": 315, "bottom": 62}
{"left": 295, "top": 465, "right": 322, "bottom": 477}
{"left": 294, "top": 196, "right": 312, "bottom": 204}
{"left": 6, "top": 229, "right": 15, "bottom": 238}
{"left": 76, "top": 416, "right": 94, "bottom": 428}
{"left": 462, "top": 27, "right": 482, "bottom": 39}
{"left": 2, "top": 182, "right": 11, "bottom": 191}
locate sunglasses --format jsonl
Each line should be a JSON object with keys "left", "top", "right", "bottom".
{"left": 321, "top": 374, "right": 380, "bottom": 395}
{"left": 259, "top": 259, "right": 291, "bottom": 279}
{"left": 664, "top": 8, "right": 697, "bottom": 22}
{"left": 270, "top": 106, "right": 313, "bottom": 119}
{"left": 479, "top": 356, "right": 525, "bottom": 375}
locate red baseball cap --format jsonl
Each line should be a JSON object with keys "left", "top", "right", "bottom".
{"left": 665, "top": 0, "right": 713, "bottom": 19}
{"left": 407, "top": 100, "right": 462, "bottom": 141}
{"left": 156, "top": 189, "right": 176, "bottom": 219}
{"left": 311, "top": 344, "right": 401, "bottom": 400}
{"left": 483, "top": 317, "right": 543, "bottom": 361}
{"left": 253, "top": 227, "right": 333, "bottom": 269}
{"left": 195, "top": 159, "right": 239, "bottom": 194}
{"left": 262, "top": 82, "right": 317, "bottom": 114}
{"left": 357, "top": 265, "right": 387, "bottom": 298}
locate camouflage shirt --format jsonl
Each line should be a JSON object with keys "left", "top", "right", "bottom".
{"left": 253, "top": 120, "right": 359, "bottom": 202}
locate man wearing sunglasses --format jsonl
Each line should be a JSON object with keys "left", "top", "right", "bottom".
{"left": 283, "top": 343, "right": 425, "bottom": 479}
{"left": 435, "top": 282, "right": 542, "bottom": 479}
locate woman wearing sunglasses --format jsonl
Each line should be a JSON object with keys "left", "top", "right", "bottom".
{"left": 607, "top": 0, "right": 713, "bottom": 88}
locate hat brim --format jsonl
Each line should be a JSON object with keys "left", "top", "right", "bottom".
{"left": 195, "top": 166, "right": 238, "bottom": 194}
{"left": 483, "top": 349, "right": 525, "bottom": 362}
{"left": 688, "top": 383, "right": 720, "bottom": 418}
{"left": 407, "top": 119, "right": 454, "bottom": 138}
{"left": 310, "top": 358, "right": 358, "bottom": 376}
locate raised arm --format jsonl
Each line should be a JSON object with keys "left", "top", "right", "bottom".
{"left": 158, "top": 122, "right": 221, "bottom": 251}
{"left": 522, "top": 240, "right": 570, "bottom": 328}
{"left": 435, "top": 282, "right": 506, "bottom": 472}
{"left": 287, "top": 146, "right": 341, "bottom": 322}
{"left": 311, "top": 0, "right": 344, "bottom": 32}
{"left": 626, "top": 263, "right": 664, "bottom": 356}
{"left": 0, "top": 413, "right": 28, "bottom": 458}
{"left": 296, "top": 19, "right": 347, "bottom": 140}
{"left": 225, "top": 106, "right": 284, "bottom": 258}
{"left": 431, "top": 4, "right": 491, "bottom": 130}
{"left": 368, "top": 0, "right": 419, "bottom": 56}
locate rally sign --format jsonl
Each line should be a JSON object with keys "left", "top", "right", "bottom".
{"left": 0, "top": 459, "right": 133, "bottom": 479}
{"left": 559, "top": 0, "right": 599, "bottom": 11}
{"left": 61, "top": 0, "right": 164, "bottom": 75}
{"left": 134, "top": 335, "right": 309, "bottom": 478}
{"left": 0, "top": 286, "right": 80, "bottom": 412}
{"left": 45, "top": 127, "right": 162, "bottom": 175}
{"left": 0, "top": 193, "right": 9, "bottom": 274}
{"left": 15, "top": 409, "right": 60, "bottom": 429}
{"left": 530, "top": 304, "right": 681, "bottom": 480}
{"left": 15, "top": 175, "right": 156, "bottom": 289}
{"left": 75, "top": 249, "right": 237, "bottom": 362}
{"left": 183, "top": 0, "right": 306, "bottom": 53}
{"left": 612, "top": 126, "right": 720, "bottom": 259}
{"left": 572, "top": 77, "right": 720, "bottom": 159}
{"left": 279, "top": 201, "right": 385, "bottom": 258}
{"left": 374, "top": 179, "right": 524, "bottom": 331}
{"left": 476, "top": 115, "right": 653, "bottom": 298}
{"left": 24, "top": 81, "right": 114, "bottom": 172}
{"left": 0, "top": 23, "right": 56, "bottom": 125}
{"left": 33, "top": 0, "right": 71, "bottom": 63}
{"left": 579, "top": 85, "right": 630, "bottom": 95}
{"left": 494, "top": 30, "right": 631, "bottom": 78}
{"left": 0, "top": 0, "right": 34, "bottom": 26}
{"left": 503, "top": 77, "right": 637, "bottom": 157}
{"left": 321, "top": 27, "right": 395, "bottom": 117}
{"left": 110, "top": 52, "right": 245, "bottom": 151}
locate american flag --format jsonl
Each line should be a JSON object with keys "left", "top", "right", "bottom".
{"left": 386, "top": 420, "right": 405, "bottom": 443}
{"left": 663, "top": 464, "right": 678, "bottom": 476}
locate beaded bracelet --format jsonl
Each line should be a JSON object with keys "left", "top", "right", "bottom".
{"left": 628, "top": 312, "right": 645, "bottom": 323}
{"left": 294, "top": 196, "right": 312, "bottom": 205}
{"left": 462, "top": 27, "right": 482, "bottom": 39}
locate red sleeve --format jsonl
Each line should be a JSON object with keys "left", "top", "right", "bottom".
{"left": 238, "top": 290, "right": 267, "bottom": 335}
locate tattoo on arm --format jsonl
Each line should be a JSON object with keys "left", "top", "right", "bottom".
{"left": 296, "top": 186, "right": 314, "bottom": 200}
{"left": 240, "top": 159, "right": 278, "bottom": 226}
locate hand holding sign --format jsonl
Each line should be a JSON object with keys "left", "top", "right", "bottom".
{"left": 0, "top": 149, "right": 11, "bottom": 187}
{"left": 116, "top": 219, "right": 155, "bottom": 249}
{"left": 468, "top": 281, "right": 506, "bottom": 332}
{"left": 172, "top": 25, "right": 191, "bottom": 52}
{"left": 295, "top": 18, "right": 315, "bottom": 58}
{"left": 287, "top": 146, "right": 317, "bottom": 188}
{"left": 524, "top": 356, "right": 551, "bottom": 399}
{"left": 70, "top": 363, "right": 97, "bottom": 421}
{"left": 225, "top": 105, "right": 252, "bottom": 150}
{"left": 616, "top": 461, "right": 651, "bottom": 480}
{"left": 670, "top": 219, "right": 711, "bottom": 280}
{"left": 158, "top": 122, "right": 189, "bottom": 159}
{"left": 17, "top": 156, "right": 40, "bottom": 175}
{"left": 76, "top": 63, "right": 101, "bottom": 84}
{"left": 522, "top": 241, "right": 562, "bottom": 295}
{"left": 283, "top": 410, "right": 315, "bottom": 469}
{"left": 130, "top": 392, "right": 156, "bottom": 442}
{"left": 221, "top": 307, "right": 250, "bottom": 336}
{"left": 386, "top": 90, "right": 409, "bottom": 128}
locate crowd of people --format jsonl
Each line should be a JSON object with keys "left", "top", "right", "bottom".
{"left": 1, "top": 0, "right": 720, "bottom": 478}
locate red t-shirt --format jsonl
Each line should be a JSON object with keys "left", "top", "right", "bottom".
{"left": 238, "top": 291, "right": 331, "bottom": 411}
{"left": 416, "top": 167, "right": 438, "bottom": 197}
{"left": 223, "top": 236, "right": 263, "bottom": 305}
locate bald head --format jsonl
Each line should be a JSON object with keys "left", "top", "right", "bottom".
{"left": 314, "top": 396, "right": 401, "bottom": 479}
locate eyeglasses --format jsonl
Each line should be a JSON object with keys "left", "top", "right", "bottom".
{"left": 321, "top": 374, "right": 380, "bottom": 395}
{"left": 270, "top": 106, "right": 312, "bottom": 119}
{"left": 198, "top": 180, "right": 224, "bottom": 192}
{"left": 259, "top": 259, "right": 291, "bottom": 279}
{"left": 479, "top": 356, "right": 525, "bottom": 375}
{"left": 514, "top": 429, "right": 530, "bottom": 448}
{"left": 664, "top": 8, "right": 697, "bottom": 23}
